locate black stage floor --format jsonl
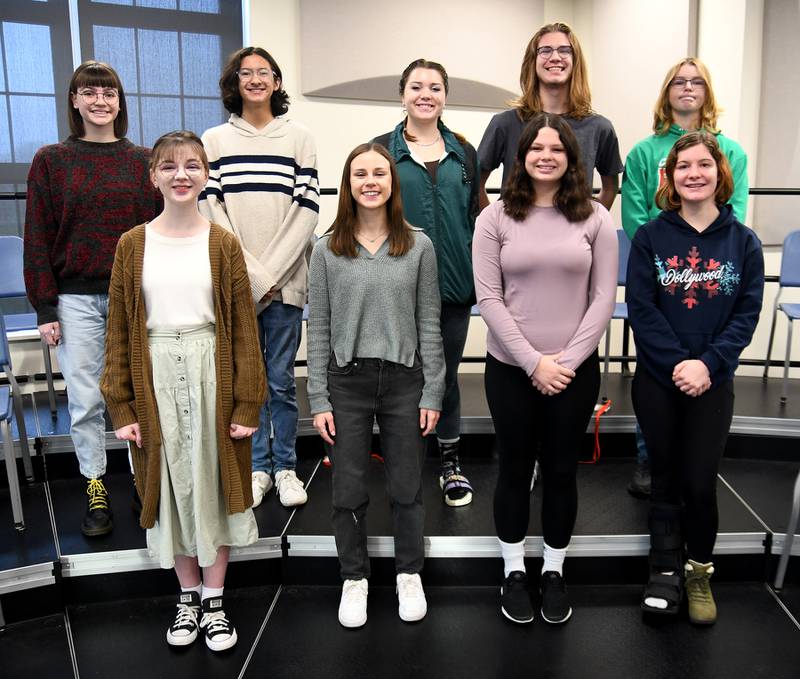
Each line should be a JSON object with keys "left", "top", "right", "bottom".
{"left": 1, "top": 374, "right": 799, "bottom": 677}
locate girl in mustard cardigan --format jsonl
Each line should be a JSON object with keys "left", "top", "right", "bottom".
{"left": 101, "top": 130, "right": 265, "bottom": 652}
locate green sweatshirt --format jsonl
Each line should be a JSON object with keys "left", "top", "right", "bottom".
{"left": 621, "top": 124, "right": 748, "bottom": 240}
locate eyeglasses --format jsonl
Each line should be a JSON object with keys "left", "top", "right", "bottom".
{"left": 670, "top": 77, "right": 706, "bottom": 89}
{"left": 75, "top": 88, "right": 119, "bottom": 103}
{"left": 536, "top": 45, "right": 573, "bottom": 58}
{"left": 237, "top": 68, "right": 275, "bottom": 81}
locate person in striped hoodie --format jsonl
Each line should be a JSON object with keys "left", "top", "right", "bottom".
{"left": 200, "top": 47, "right": 319, "bottom": 509}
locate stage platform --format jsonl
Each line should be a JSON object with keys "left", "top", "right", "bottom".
{"left": 1, "top": 373, "right": 799, "bottom": 678}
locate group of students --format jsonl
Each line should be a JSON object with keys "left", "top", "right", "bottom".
{"left": 21, "top": 20, "right": 764, "bottom": 651}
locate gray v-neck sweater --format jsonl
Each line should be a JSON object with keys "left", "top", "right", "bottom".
{"left": 306, "top": 229, "right": 445, "bottom": 414}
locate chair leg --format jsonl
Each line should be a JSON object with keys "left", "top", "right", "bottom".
{"left": 782, "top": 320, "right": 793, "bottom": 405}
{"left": 764, "top": 297, "right": 780, "bottom": 381}
{"left": 621, "top": 319, "right": 631, "bottom": 376}
{"left": 5, "top": 369, "right": 33, "bottom": 481}
{"left": 774, "top": 468, "right": 800, "bottom": 590}
{"left": 2, "top": 417, "right": 24, "bottom": 530}
{"left": 601, "top": 321, "right": 611, "bottom": 402}
{"left": 41, "top": 338, "right": 57, "bottom": 418}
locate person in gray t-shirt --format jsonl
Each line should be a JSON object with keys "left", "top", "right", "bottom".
{"left": 477, "top": 21, "right": 623, "bottom": 211}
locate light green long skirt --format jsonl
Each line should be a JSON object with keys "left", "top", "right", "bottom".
{"left": 146, "top": 324, "right": 257, "bottom": 569}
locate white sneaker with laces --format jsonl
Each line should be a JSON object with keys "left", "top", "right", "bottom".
{"left": 275, "top": 469, "right": 308, "bottom": 507}
{"left": 251, "top": 471, "right": 273, "bottom": 508}
{"left": 338, "top": 578, "right": 368, "bottom": 628}
{"left": 396, "top": 572, "right": 427, "bottom": 622}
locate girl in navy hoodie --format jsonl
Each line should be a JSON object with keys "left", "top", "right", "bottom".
{"left": 626, "top": 131, "right": 763, "bottom": 625}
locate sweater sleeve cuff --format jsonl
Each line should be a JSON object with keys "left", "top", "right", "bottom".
{"left": 106, "top": 402, "right": 138, "bottom": 431}
{"left": 231, "top": 401, "right": 262, "bottom": 429}
{"left": 697, "top": 352, "right": 719, "bottom": 377}
{"left": 36, "top": 305, "right": 59, "bottom": 326}
{"left": 309, "top": 396, "right": 333, "bottom": 416}
{"left": 419, "top": 390, "right": 444, "bottom": 412}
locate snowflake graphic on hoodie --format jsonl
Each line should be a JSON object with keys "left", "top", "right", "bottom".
{"left": 654, "top": 245, "right": 740, "bottom": 310}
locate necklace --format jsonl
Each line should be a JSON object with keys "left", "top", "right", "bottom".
{"left": 357, "top": 231, "right": 388, "bottom": 243}
{"left": 405, "top": 131, "right": 441, "bottom": 147}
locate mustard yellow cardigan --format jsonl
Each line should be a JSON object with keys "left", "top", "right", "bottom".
{"left": 100, "top": 223, "right": 266, "bottom": 529}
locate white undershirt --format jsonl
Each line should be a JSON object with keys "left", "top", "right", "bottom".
{"left": 142, "top": 224, "right": 214, "bottom": 330}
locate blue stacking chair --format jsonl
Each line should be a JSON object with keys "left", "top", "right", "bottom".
{"left": 600, "top": 230, "right": 632, "bottom": 402}
{"left": 763, "top": 230, "right": 800, "bottom": 404}
{"left": 0, "top": 383, "right": 24, "bottom": 530}
{"left": 0, "top": 235, "right": 57, "bottom": 417}
{"left": 0, "top": 313, "right": 33, "bottom": 486}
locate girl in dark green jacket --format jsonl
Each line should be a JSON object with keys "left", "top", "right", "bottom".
{"left": 374, "top": 58, "right": 479, "bottom": 508}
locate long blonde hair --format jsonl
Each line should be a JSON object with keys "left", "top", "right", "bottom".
{"left": 511, "top": 22, "right": 592, "bottom": 121}
{"left": 652, "top": 58, "right": 721, "bottom": 135}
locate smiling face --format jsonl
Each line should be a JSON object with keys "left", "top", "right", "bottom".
{"left": 151, "top": 146, "right": 209, "bottom": 206}
{"left": 71, "top": 85, "right": 120, "bottom": 133}
{"left": 524, "top": 126, "right": 568, "bottom": 186}
{"left": 673, "top": 142, "right": 718, "bottom": 207}
{"left": 401, "top": 67, "right": 446, "bottom": 124}
{"left": 349, "top": 150, "right": 392, "bottom": 212}
{"left": 535, "top": 31, "right": 573, "bottom": 86}
{"left": 237, "top": 53, "right": 280, "bottom": 111}
{"left": 668, "top": 63, "right": 706, "bottom": 117}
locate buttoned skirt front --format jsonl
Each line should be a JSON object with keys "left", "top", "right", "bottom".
{"left": 146, "top": 324, "right": 258, "bottom": 568}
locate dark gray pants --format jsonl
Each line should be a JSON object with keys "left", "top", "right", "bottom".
{"left": 437, "top": 303, "right": 472, "bottom": 441}
{"left": 327, "top": 357, "right": 426, "bottom": 580}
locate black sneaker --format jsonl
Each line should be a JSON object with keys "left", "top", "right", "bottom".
{"left": 81, "top": 477, "right": 113, "bottom": 537}
{"left": 439, "top": 441, "right": 473, "bottom": 507}
{"left": 500, "top": 571, "right": 534, "bottom": 624}
{"left": 166, "top": 591, "right": 201, "bottom": 646}
{"left": 540, "top": 571, "right": 572, "bottom": 624}
{"left": 200, "top": 596, "right": 238, "bottom": 652}
{"left": 627, "top": 462, "right": 651, "bottom": 499}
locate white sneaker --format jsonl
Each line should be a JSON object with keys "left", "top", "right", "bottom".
{"left": 338, "top": 578, "right": 368, "bottom": 628}
{"left": 251, "top": 471, "right": 273, "bottom": 508}
{"left": 275, "top": 469, "right": 308, "bottom": 507}
{"left": 396, "top": 573, "right": 427, "bottom": 622}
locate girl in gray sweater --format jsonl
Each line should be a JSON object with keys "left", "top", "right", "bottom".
{"left": 306, "top": 142, "right": 445, "bottom": 629}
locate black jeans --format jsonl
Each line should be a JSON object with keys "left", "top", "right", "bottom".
{"left": 327, "top": 356, "right": 426, "bottom": 580}
{"left": 437, "top": 303, "right": 472, "bottom": 441}
{"left": 632, "top": 367, "right": 734, "bottom": 563}
{"left": 485, "top": 352, "right": 600, "bottom": 548}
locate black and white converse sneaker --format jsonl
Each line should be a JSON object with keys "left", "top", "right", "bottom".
{"left": 166, "top": 591, "right": 201, "bottom": 646}
{"left": 200, "top": 596, "right": 238, "bottom": 652}
{"left": 500, "top": 571, "right": 534, "bottom": 624}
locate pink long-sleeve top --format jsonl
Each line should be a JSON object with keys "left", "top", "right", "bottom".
{"left": 473, "top": 199, "right": 618, "bottom": 376}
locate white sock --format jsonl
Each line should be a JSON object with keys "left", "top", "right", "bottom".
{"left": 499, "top": 539, "right": 526, "bottom": 577}
{"left": 202, "top": 585, "right": 224, "bottom": 602}
{"left": 437, "top": 436, "right": 459, "bottom": 445}
{"left": 181, "top": 583, "right": 202, "bottom": 597}
{"left": 542, "top": 542, "right": 567, "bottom": 576}
{"left": 644, "top": 572, "right": 674, "bottom": 610}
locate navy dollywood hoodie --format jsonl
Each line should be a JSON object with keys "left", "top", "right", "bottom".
{"left": 626, "top": 204, "right": 764, "bottom": 390}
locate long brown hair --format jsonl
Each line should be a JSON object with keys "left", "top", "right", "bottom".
{"left": 327, "top": 143, "right": 413, "bottom": 258}
{"left": 655, "top": 130, "right": 734, "bottom": 211}
{"left": 511, "top": 22, "right": 592, "bottom": 121}
{"left": 502, "top": 113, "right": 593, "bottom": 222}
{"left": 399, "top": 58, "right": 467, "bottom": 145}
{"left": 653, "top": 58, "right": 721, "bottom": 135}
{"left": 68, "top": 61, "right": 128, "bottom": 138}
{"left": 219, "top": 46, "right": 289, "bottom": 117}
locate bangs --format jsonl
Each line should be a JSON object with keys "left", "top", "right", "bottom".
{"left": 72, "top": 66, "right": 122, "bottom": 92}
{"left": 150, "top": 137, "right": 209, "bottom": 173}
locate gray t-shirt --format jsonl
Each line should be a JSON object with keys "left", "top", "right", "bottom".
{"left": 306, "top": 229, "right": 446, "bottom": 414}
{"left": 477, "top": 109, "right": 624, "bottom": 189}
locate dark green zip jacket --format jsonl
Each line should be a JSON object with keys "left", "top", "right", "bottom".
{"left": 374, "top": 121, "right": 479, "bottom": 305}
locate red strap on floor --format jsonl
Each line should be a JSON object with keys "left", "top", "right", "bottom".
{"left": 580, "top": 399, "right": 612, "bottom": 465}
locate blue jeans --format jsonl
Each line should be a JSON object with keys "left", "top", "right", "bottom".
{"left": 635, "top": 422, "right": 649, "bottom": 465}
{"left": 56, "top": 294, "right": 108, "bottom": 479}
{"left": 251, "top": 301, "right": 303, "bottom": 474}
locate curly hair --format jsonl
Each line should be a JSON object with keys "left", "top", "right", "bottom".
{"left": 511, "top": 22, "right": 593, "bottom": 121}
{"left": 655, "top": 130, "right": 734, "bottom": 211}
{"left": 653, "top": 58, "right": 721, "bottom": 135}
{"left": 219, "top": 47, "right": 289, "bottom": 117}
{"left": 68, "top": 61, "right": 128, "bottom": 138}
{"left": 501, "top": 113, "right": 593, "bottom": 222}
{"left": 327, "top": 143, "right": 413, "bottom": 258}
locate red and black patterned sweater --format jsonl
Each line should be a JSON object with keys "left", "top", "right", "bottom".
{"left": 24, "top": 137, "right": 162, "bottom": 324}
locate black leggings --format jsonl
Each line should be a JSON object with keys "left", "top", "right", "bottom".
{"left": 486, "top": 352, "right": 600, "bottom": 548}
{"left": 632, "top": 367, "right": 734, "bottom": 563}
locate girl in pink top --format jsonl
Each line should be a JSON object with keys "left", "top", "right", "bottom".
{"left": 473, "top": 113, "right": 617, "bottom": 625}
